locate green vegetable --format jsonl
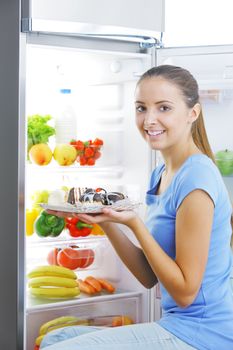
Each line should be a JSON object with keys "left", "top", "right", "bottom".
{"left": 27, "top": 114, "right": 55, "bottom": 152}
{"left": 35, "top": 211, "right": 65, "bottom": 237}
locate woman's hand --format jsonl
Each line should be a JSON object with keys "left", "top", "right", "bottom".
{"left": 45, "top": 208, "right": 138, "bottom": 228}
{"left": 75, "top": 208, "right": 138, "bottom": 228}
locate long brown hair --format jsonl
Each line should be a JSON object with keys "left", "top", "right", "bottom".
{"left": 137, "top": 65, "right": 216, "bottom": 162}
{"left": 138, "top": 64, "right": 233, "bottom": 242}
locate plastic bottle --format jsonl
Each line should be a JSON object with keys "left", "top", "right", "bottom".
{"left": 55, "top": 89, "right": 77, "bottom": 144}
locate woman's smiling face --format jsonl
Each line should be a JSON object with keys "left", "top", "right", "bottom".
{"left": 135, "top": 77, "right": 195, "bottom": 152}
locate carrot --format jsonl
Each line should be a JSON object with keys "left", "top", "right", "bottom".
{"left": 85, "top": 276, "right": 102, "bottom": 292}
{"left": 78, "top": 279, "right": 96, "bottom": 295}
{"left": 96, "top": 278, "right": 115, "bottom": 293}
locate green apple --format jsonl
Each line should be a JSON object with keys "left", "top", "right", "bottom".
{"left": 215, "top": 149, "right": 233, "bottom": 176}
{"left": 31, "top": 189, "right": 50, "bottom": 212}
{"left": 53, "top": 144, "right": 77, "bottom": 166}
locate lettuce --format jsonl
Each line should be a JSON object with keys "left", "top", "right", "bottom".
{"left": 27, "top": 114, "right": 55, "bottom": 150}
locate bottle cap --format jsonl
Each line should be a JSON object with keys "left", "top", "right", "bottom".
{"left": 60, "top": 89, "right": 71, "bottom": 94}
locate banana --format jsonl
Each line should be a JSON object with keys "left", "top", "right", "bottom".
{"left": 29, "top": 286, "right": 80, "bottom": 299}
{"left": 46, "top": 319, "right": 89, "bottom": 334}
{"left": 27, "top": 265, "right": 77, "bottom": 280}
{"left": 35, "top": 334, "right": 45, "bottom": 346}
{"left": 39, "top": 316, "right": 85, "bottom": 336}
{"left": 28, "top": 276, "right": 77, "bottom": 288}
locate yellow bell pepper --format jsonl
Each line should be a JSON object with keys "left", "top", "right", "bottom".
{"left": 26, "top": 208, "right": 40, "bottom": 236}
{"left": 91, "top": 224, "right": 105, "bottom": 235}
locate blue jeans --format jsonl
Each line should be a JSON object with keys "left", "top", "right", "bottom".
{"left": 40, "top": 322, "right": 196, "bottom": 350}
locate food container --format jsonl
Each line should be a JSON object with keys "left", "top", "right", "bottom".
{"left": 27, "top": 294, "right": 140, "bottom": 349}
{"left": 70, "top": 138, "right": 104, "bottom": 166}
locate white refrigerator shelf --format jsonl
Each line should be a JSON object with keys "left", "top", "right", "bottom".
{"left": 26, "top": 290, "right": 143, "bottom": 313}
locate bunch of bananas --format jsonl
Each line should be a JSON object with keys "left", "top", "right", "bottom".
{"left": 27, "top": 265, "right": 80, "bottom": 299}
{"left": 34, "top": 315, "right": 89, "bottom": 348}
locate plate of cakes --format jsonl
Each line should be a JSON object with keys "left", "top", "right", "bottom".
{"left": 41, "top": 187, "right": 141, "bottom": 214}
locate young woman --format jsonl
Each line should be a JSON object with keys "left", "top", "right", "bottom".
{"left": 42, "top": 65, "right": 233, "bottom": 350}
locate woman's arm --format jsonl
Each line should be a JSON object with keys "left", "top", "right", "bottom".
{"left": 51, "top": 188, "right": 214, "bottom": 306}
{"left": 128, "top": 189, "right": 214, "bottom": 307}
{"left": 99, "top": 222, "right": 158, "bottom": 288}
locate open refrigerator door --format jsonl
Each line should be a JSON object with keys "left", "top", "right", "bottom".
{"left": 25, "top": 37, "right": 160, "bottom": 349}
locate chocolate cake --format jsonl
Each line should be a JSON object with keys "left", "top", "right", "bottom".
{"left": 67, "top": 187, "right": 126, "bottom": 206}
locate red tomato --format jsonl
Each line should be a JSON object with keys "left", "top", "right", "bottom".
{"left": 79, "top": 249, "right": 95, "bottom": 268}
{"left": 57, "top": 248, "right": 95, "bottom": 270}
{"left": 57, "top": 248, "right": 83, "bottom": 270}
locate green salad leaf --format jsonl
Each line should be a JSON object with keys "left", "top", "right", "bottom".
{"left": 27, "top": 114, "right": 55, "bottom": 150}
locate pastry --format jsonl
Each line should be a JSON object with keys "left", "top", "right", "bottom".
{"left": 67, "top": 187, "right": 126, "bottom": 206}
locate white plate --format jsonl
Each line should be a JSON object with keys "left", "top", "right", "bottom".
{"left": 40, "top": 199, "right": 141, "bottom": 214}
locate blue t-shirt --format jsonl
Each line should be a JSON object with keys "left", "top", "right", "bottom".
{"left": 145, "top": 154, "right": 233, "bottom": 350}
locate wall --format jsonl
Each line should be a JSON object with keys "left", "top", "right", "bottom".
{"left": 164, "top": 0, "right": 233, "bottom": 47}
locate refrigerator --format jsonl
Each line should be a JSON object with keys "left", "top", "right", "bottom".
{"left": 1, "top": 1, "right": 233, "bottom": 349}
{"left": 1, "top": 1, "right": 164, "bottom": 349}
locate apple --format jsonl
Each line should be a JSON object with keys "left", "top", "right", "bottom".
{"left": 29, "top": 143, "right": 53, "bottom": 166}
{"left": 53, "top": 144, "right": 77, "bottom": 166}
{"left": 57, "top": 247, "right": 95, "bottom": 270}
{"left": 215, "top": 149, "right": 233, "bottom": 176}
{"left": 31, "top": 189, "right": 50, "bottom": 212}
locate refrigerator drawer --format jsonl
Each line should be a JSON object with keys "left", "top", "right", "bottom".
{"left": 26, "top": 292, "right": 142, "bottom": 350}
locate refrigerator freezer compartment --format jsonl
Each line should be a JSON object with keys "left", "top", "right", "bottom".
{"left": 26, "top": 292, "right": 142, "bottom": 350}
